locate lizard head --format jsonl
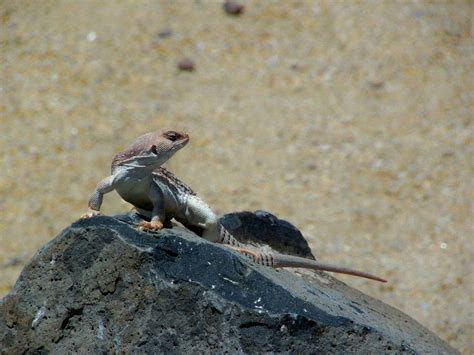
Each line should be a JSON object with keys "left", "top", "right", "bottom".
{"left": 111, "top": 129, "right": 189, "bottom": 171}
{"left": 149, "top": 129, "right": 190, "bottom": 158}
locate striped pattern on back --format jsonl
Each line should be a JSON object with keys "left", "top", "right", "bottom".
{"left": 153, "top": 167, "right": 196, "bottom": 196}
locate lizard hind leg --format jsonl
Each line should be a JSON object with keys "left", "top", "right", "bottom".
{"left": 183, "top": 195, "right": 221, "bottom": 242}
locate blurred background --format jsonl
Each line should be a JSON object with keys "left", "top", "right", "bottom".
{"left": 1, "top": 1, "right": 472, "bottom": 352}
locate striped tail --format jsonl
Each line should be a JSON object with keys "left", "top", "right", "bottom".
{"left": 218, "top": 224, "right": 387, "bottom": 283}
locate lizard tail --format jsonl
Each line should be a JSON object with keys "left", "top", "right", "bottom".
{"left": 218, "top": 224, "right": 245, "bottom": 247}
{"left": 270, "top": 254, "right": 387, "bottom": 283}
{"left": 218, "top": 225, "right": 387, "bottom": 283}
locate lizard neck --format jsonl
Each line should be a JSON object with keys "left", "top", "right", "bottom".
{"left": 112, "top": 163, "right": 156, "bottom": 181}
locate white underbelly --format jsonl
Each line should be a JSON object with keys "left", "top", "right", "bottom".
{"left": 116, "top": 178, "right": 153, "bottom": 211}
{"left": 116, "top": 177, "right": 186, "bottom": 218}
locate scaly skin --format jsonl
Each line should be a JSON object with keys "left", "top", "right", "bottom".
{"left": 82, "top": 129, "right": 387, "bottom": 283}
{"left": 82, "top": 129, "right": 190, "bottom": 232}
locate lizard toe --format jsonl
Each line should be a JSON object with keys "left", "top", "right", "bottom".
{"left": 138, "top": 220, "right": 164, "bottom": 232}
{"left": 81, "top": 210, "right": 102, "bottom": 219}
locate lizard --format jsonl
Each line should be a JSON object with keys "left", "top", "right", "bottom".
{"left": 82, "top": 129, "right": 387, "bottom": 283}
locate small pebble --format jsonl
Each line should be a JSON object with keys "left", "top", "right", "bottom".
{"left": 223, "top": 1, "right": 244, "bottom": 16}
{"left": 87, "top": 31, "right": 97, "bottom": 42}
{"left": 157, "top": 29, "right": 172, "bottom": 38}
{"left": 290, "top": 63, "right": 303, "bottom": 71}
{"left": 3, "top": 257, "right": 23, "bottom": 267}
{"left": 177, "top": 58, "right": 195, "bottom": 72}
{"left": 368, "top": 80, "right": 385, "bottom": 90}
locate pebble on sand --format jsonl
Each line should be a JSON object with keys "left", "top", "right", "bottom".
{"left": 223, "top": 1, "right": 244, "bottom": 16}
{"left": 177, "top": 58, "right": 195, "bottom": 72}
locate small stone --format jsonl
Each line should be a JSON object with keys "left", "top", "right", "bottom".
{"left": 3, "top": 256, "right": 23, "bottom": 267}
{"left": 223, "top": 1, "right": 244, "bottom": 16}
{"left": 177, "top": 58, "right": 195, "bottom": 72}
{"left": 368, "top": 80, "right": 385, "bottom": 90}
{"left": 157, "top": 29, "right": 172, "bottom": 38}
{"left": 412, "top": 9, "right": 425, "bottom": 18}
{"left": 87, "top": 31, "right": 97, "bottom": 42}
{"left": 290, "top": 63, "right": 303, "bottom": 71}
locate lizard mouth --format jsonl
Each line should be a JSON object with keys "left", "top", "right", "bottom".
{"left": 173, "top": 136, "right": 189, "bottom": 150}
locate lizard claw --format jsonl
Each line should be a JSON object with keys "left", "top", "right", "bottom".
{"left": 81, "top": 209, "right": 102, "bottom": 219}
{"left": 138, "top": 220, "right": 164, "bottom": 232}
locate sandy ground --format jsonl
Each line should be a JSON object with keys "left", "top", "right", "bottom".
{"left": 1, "top": 1, "right": 472, "bottom": 352}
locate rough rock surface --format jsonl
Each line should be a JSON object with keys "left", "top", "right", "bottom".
{"left": 0, "top": 213, "right": 456, "bottom": 354}
{"left": 220, "top": 210, "right": 316, "bottom": 260}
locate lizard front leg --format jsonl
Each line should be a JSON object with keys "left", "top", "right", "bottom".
{"left": 82, "top": 175, "right": 116, "bottom": 218}
{"left": 138, "top": 181, "right": 166, "bottom": 231}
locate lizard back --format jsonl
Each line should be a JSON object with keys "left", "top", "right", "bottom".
{"left": 153, "top": 167, "right": 197, "bottom": 196}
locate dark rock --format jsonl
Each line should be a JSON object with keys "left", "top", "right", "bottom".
{"left": 157, "top": 29, "right": 172, "bottom": 39}
{"left": 0, "top": 214, "right": 457, "bottom": 354}
{"left": 290, "top": 63, "right": 304, "bottom": 72}
{"left": 220, "top": 210, "right": 315, "bottom": 259}
{"left": 368, "top": 80, "right": 385, "bottom": 90}
{"left": 223, "top": 1, "right": 244, "bottom": 16}
{"left": 177, "top": 57, "right": 195, "bottom": 72}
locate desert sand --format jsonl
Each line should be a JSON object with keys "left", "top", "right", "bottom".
{"left": 1, "top": 1, "right": 472, "bottom": 352}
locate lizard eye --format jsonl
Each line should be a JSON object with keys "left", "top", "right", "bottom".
{"left": 150, "top": 145, "right": 158, "bottom": 155}
{"left": 166, "top": 132, "right": 179, "bottom": 142}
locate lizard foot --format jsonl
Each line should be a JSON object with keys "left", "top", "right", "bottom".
{"left": 139, "top": 220, "right": 164, "bottom": 232}
{"left": 81, "top": 209, "right": 102, "bottom": 219}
